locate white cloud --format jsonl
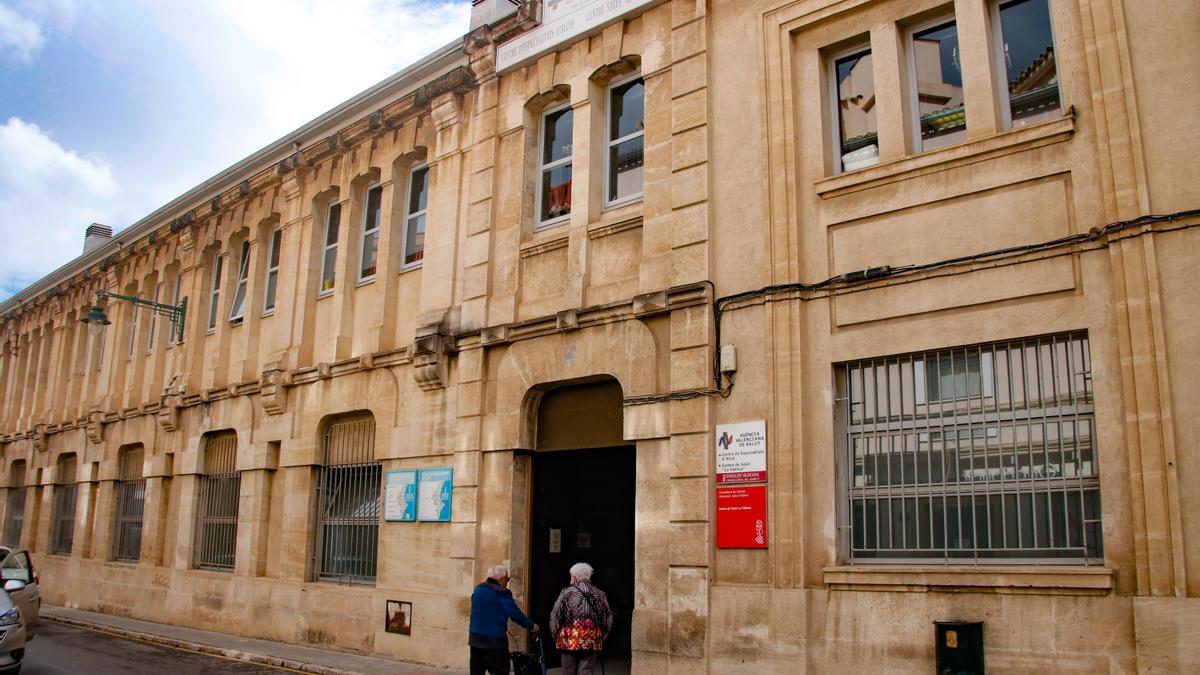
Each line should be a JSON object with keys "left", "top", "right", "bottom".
{"left": 0, "top": 117, "right": 122, "bottom": 297}
{"left": 0, "top": 4, "right": 44, "bottom": 63}
{"left": 0, "top": 1, "right": 472, "bottom": 300}
{"left": 141, "top": 0, "right": 471, "bottom": 162}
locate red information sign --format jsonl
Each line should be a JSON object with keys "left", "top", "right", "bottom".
{"left": 715, "top": 485, "right": 767, "bottom": 549}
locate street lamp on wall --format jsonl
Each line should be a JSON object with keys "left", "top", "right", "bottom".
{"left": 80, "top": 290, "right": 187, "bottom": 342}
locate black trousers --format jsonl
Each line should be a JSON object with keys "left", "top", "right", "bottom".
{"left": 470, "top": 646, "right": 510, "bottom": 675}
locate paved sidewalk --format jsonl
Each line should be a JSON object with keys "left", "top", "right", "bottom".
{"left": 42, "top": 605, "right": 465, "bottom": 674}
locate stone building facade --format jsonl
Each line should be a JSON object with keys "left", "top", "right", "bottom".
{"left": 0, "top": 0, "right": 1197, "bottom": 671}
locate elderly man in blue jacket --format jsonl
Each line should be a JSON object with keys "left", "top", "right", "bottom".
{"left": 469, "top": 564, "right": 539, "bottom": 674}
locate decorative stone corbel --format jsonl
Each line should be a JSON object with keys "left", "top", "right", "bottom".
{"left": 411, "top": 315, "right": 458, "bottom": 391}
{"left": 157, "top": 396, "right": 179, "bottom": 432}
{"left": 633, "top": 290, "right": 669, "bottom": 317}
{"left": 556, "top": 309, "right": 579, "bottom": 332}
{"left": 260, "top": 368, "right": 289, "bottom": 415}
{"left": 31, "top": 424, "right": 47, "bottom": 453}
{"left": 86, "top": 408, "right": 104, "bottom": 445}
{"left": 480, "top": 324, "right": 510, "bottom": 347}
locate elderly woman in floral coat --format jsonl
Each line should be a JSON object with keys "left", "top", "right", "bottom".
{"left": 549, "top": 562, "right": 614, "bottom": 675}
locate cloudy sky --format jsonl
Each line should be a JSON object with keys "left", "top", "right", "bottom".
{"left": 0, "top": 0, "right": 471, "bottom": 301}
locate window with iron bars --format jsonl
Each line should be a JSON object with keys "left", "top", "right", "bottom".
{"left": 111, "top": 445, "right": 146, "bottom": 563}
{"left": 2, "top": 461, "right": 26, "bottom": 547}
{"left": 194, "top": 432, "right": 240, "bottom": 571}
{"left": 835, "top": 332, "right": 1102, "bottom": 565}
{"left": 312, "top": 417, "right": 381, "bottom": 585}
{"left": 52, "top": 453, "right": 78, "bottom": 555}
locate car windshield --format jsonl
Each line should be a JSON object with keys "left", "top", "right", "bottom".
{"left": 1, "top": 552, "right": 29, "bottom": 582}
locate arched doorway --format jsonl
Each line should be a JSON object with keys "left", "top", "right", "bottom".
{"left": 527, "top": 378, "right": 635, "bottom": 671}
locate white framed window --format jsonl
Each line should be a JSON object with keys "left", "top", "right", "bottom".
{"left": 829, "top": 44, "right": 879, "bottom": 173}
{"left": 207, "top": 254, "right": 224, "bottom": 332}
{"left": 992, "top": 0, "right": 1061, "bottom": 129}
{"left": 536, "top": 103, "right": 573, "bottom": 228}
{"left": 263, "top": 228, "right": 282, "bottom": 315}
{"left": 228, "top": 240, "right": 250, "bottom": 322}
{"left": 358, "top": 184, "right": 383, "bottom": 281}
{"left": 95, "top": 315, "right": 106, "bottom": 371}
{"left": 402, "top": 166, "right": 429, "bottom": 268}
{"left": 145, "top": 283, "right": 161, "bottom": 354}
{"left": 907, "top": 15, "right": 966, "bottom": 152}
{"left": 605, "top": 75, "right": 644, "bottom": 206}
{"left": 320, "top": 202, "right": 341, "bottom": 296}
{"left": 835, "top": 333, "right": 1102, "bottom": 565}
{"left": 126, "top": 296, "right": 139, "bottom": 359}
{"left": 168, "top": 273, "right": 183, "bottom": 345}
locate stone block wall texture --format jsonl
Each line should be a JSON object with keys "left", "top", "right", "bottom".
{"left": 1, "top": 0, "right": 1199, "bottom": 671}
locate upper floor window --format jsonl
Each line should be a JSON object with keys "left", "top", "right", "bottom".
{"left": 168, "top": 273, "right": 183, "bottom": 345}
{"left": 263, "top": 228, "right": 282, "bottom": 314}
{"left": 835, "top": 332, "right": 1101, "bottom": 565}
{"left": 831, "top": 46, "right": 878, "bottom": 172}
{"left": 126, "top": 297, "right": 139, "bottom": 359}
{"left": 606, "top": 76, "right": 644, "bottom": 205}
{"left": 228, "top": 240, "right": 250, "bottom": 322}
{"left": 146, "top": 283, "right": 160, "bottom": 353}
{"left": 320, "top": 202, "right": 341, "bottom": 296}
{"left": 359, "top": 185, "right": 383, "bottom": 281}
{"left": 403, "top": 167, "right": 429, "bottom": 267}
{"left": 908, "top": 16, "right": 966, "bottom": 151}
{"left": 538, "top": 104, "right": 573, "bottom": 227}
{"left": 207, "top": 254, "right": 224, "bottom": 332}
{"left": 994, "top": 0, "right": 1060, "bottom": 128}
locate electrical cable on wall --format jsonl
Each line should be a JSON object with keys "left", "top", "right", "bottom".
{"left": 624, "top": 207, "right": 1200, "bottom": 406}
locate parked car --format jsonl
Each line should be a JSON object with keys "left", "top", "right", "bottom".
{"left": 0, "top": 547, "right": 39, "bottom": 673}
{"left": 0, "top": 587, "right": 25, "bottom": 674}
{"left": 0, "top": 549, "right": 38, "bottom": 639}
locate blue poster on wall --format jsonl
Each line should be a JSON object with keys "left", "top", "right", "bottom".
{"left": 384, "top": 470, "right": 418, "bottom": 522}
{"left": 417, "top": 467, "right": 453, "bottom": 522}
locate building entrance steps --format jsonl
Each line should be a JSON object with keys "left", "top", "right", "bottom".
{"left": 41, "top": 605, "right": 464, "bottom": 674}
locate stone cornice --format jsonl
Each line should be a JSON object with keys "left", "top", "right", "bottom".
{"left": 4, "top": 281, "right": 711, "bottom": 440}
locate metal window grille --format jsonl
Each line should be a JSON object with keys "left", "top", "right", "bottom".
{"left": 313, "top": 417, "right": 380, "bottom": 585}
{"left": 112, "top": 446, "right": 147, "bottom": 563}
{"left": 836, "top": 332, "right": 1102, "bottom": 565}
{"left": 2, "top": 461, "right": 26, "bottom": 546}
{"left": 52, "top": 454, "right": 78, "bottom": 555}
{"left": 194, "top": 433, "right": 240, "bottom": 571}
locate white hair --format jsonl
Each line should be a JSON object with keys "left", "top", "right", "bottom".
{"left": 488, "top": 564, "right": 509, "bottom": 579}
{"left": 569, "top": 562, "right": 594, "bottom": 580}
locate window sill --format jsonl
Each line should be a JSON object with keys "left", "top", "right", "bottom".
{"left": 535, "top": 215, "right": 570, "bottom": 232}
{"left": 356, "top": 276, "right": 376, "bottom": 288}
{"left": 521, "top": 228, "right": 570, "bottom": 259}
{"left": 400, "top": 261, "right": 423, "bottom": 274}
{"left": 262, "top": 309, "right": 275, "bottom": 318}
{"left": 822, "top": 564, "right": 1113, "bottom": 596}
{"left": 815, "top": 113, "right": 1075, "bottom": 200}
{"left": 603, "top": 194, "right": 644, "bottom": 212}
{"left": 317, "top": 290, "right": 334, "bottom": 300}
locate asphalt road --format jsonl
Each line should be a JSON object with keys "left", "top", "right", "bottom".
{"left": 20, "top": 621, "right": 289, "bottom": 674}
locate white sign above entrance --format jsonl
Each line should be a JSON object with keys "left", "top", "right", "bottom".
{"left": 715, "top": 420, "right": 767, "bottom": 484}
{"left": 496, "top": 0, "right": 664, "bottom": 73}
